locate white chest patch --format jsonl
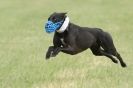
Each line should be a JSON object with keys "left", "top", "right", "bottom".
{"left": 60, "top": 38, "right": 66, "bottom": 45}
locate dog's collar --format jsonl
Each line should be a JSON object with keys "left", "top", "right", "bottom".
{"left": 57, "top": 16, "right": 69, "bottom": 33}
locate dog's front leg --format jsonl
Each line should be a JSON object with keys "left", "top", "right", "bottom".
{"left": 46, "top": 46, "right": 62, "bottom": 59}
{"left": 54, "top": 46, "right": 78, "bottom": 55}
{"left": 46, "top": 46, "right": 55, "bottom": 59}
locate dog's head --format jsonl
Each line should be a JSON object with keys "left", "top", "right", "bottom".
{"left": 45, "top": 12, "right": 69, "bottom": 33}
{"left": 48, "top": 12, "right": 67, "bottom": 23}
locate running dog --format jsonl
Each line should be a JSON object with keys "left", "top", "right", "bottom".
{"left": 45, "top": 12, "right": 127, "bottom": 67}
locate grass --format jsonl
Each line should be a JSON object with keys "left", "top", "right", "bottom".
{"left": 0, "top": 0, "right": 133, "bottom": 88}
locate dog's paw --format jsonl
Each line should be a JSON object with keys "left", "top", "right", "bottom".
{"left": 46, "top": 53, "right": 51, "bottom": 60}
{"left": 121, "top": 62, "right": 127, "bottom": 68}
{"left": 46, "top": 51, "right": 54, "bottom": 60}
{"left": 52, "top": 48, "right": 60, "bottom": 56}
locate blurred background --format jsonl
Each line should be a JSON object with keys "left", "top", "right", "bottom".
{"left": 0, "top": 0, "right": 133, "bottom": 88}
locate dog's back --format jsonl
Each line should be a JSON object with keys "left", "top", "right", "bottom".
{"left": 74, "top": 26, "right": 115, "bottom": 51}
{"left": 84, "top": 27, "right": 116, "bottom": 52}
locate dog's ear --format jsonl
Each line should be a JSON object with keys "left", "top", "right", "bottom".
{"left": 60, "top": 12, "right": 67, "bottom": 17}
{"left": 48, "top": 12, "right": 55, "bottom": 20}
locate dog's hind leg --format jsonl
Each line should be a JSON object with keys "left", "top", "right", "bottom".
{"left": 90, "top": 44, "right": 103, "bottom": 56}
{"left": 99, "top": 32, "right": 127, "bottom": 67}
{"left": 112, "top": 51, "right": 127, "bottom": 67}
{"left": 104, "top": 49, "right": 127, "bottom": 67}
{"left": 101, "top": 32, "right": 126, "bottom": 67}
{"left": 100, "top": 50, "right": 118, "bottom": 63}
{"left": 90, "top": 44, "right": 118, "bottom": 63}
{"left": 101, "top": 36, "right": 126, "bottom": 67}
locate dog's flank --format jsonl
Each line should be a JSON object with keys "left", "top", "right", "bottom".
{"left": 45, "top": 12, "right": 127, "bottom": 68}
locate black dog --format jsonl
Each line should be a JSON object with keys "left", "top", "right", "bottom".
{"left": 45, "top": 12, "right": 127, "bottom": 67}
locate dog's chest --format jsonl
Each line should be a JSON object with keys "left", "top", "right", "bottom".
{"left": 60, "top": 38, "right": 66, "bottom": 46}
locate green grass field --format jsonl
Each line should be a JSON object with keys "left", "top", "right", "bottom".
{"left": 0, "top": 0, "right": 133, "bottom": 88}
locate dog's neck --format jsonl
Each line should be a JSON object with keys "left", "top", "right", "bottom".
{"left": 56, "top": 16, "right": 69, "bottom": 33}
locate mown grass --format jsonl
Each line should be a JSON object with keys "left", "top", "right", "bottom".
{"left": 0, "top": 0, "right": 133, "bottom": 88}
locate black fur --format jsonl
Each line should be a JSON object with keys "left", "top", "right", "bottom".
{"left": 46, "top": 12, "right": 127, "bottom": 68}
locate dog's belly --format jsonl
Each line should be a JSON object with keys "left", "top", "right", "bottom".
{"left": 76, "top": 33, "right": 96, "bottom": 49}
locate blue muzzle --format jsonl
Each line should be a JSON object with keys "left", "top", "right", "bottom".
{"left": 45, "top": 20, "right": 63, "bottom": 33}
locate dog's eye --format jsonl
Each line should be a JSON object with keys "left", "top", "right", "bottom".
{"left": 52, "top": 17, "right": 57, "bottom": 22}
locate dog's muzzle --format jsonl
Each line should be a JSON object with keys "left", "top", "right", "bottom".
{"left": 45, "top": 21, "right": 63, "bottom": 33}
